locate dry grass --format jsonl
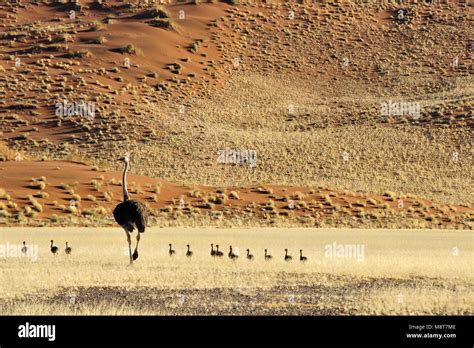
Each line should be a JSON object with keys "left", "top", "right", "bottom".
{"left": 0, "top": 227, "right": 471, "bottom": 315}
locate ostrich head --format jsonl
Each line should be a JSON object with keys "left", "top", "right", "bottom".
{"left": 118, "top": 155, "right": 130, "bottom": 163}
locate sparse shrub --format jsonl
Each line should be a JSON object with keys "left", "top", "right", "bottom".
{"left": 153, "top": 184, "right": 161, "bottom": 194}
{"left": 32, "top": 201, "right": 43, "bottom": 212}
{"left": 95, "top": 206, "right": 107, "bottom": 215}
{"left": 136, "top": 5, "right": 169, "bottom": 19}
{"left": 293, "top": 191, "right": 305, "bottom": 200}
{"left": 89, "top": 20, "right": 107, "bottom": 32}
{"left": 202, "top": 202, "right": 215, "bottom": 209}
{"left": 28, "top": 181, "right": 46, "bottom": 190}
{"left": 367, "top": 198, "right": 377, "bottom": 205}
{"left": 189, "top": 189, "right": 201, "bottom": 198}
{"left": 257, "top": 187, "right": 273, "bottom": 194}
{"left": 383, "top": 191, "right": 397, "bottom": 201}
{"left": 33, "top": 191, "right": 49, "bottom": 199}
{"left": 215, "top": 194, "right": 227, "bottom": 205}
{"left": 0, "top": 210, "right": 11, "bottom": 218}
{"left": 24, "top": 206, "right": 37, "bottom": 218}
{"left": 229, "top": 191, "right": 240, "bottom": 199}
{"left": 168, "top": 62, "right": 182, "bottom": 74}
{"left": 297, "top": 201, "right": 309, "bottom": 209}
{"left": 162, "top": 205, "right": 173, "bottom": 213}
{"left": 148, "top": 18, "right": 177, "bottom": 30}
{"left": 64, "top": 50, "right": 93, "bottom": 59}
{"left": 353, "top": 201, "right": 366, "bottom": 207}
{"left": 58, "top": 183, "right": 70, "bottom": 190}
{"left": 119, "top": 44, "right": 139, "bottom": 55}
{"left": 86, "top": 194, "right": 97, "bottom": 202}
{"left": 66, "top": 205, "right": 78, "bottom": 214}
{"left": 82, "top": 210, "right": 96, "bottom": 217}
{"left": 91, "top": 179, "right": 102, "bottom": 191}
{"left": 89, "top": 36, "right": 107, "bottom": 44}
{"left": 104, "top": 191, "right": 113, "bottom": 202}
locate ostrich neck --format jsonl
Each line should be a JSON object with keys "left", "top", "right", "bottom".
{"left": 122, "top": 161, "right": 130, "bottom": 201}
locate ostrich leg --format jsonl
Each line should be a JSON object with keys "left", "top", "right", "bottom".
{"left": 123, "top": 227, "right": 132, "bottom": 264}
{"left": 132, "top": 233, "right": 140, "bottom": 261}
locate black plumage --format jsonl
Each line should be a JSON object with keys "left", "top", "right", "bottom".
{"left": 113, "top": 200, "right": 148, "bottom": 233}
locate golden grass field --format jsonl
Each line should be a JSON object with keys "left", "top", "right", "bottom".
{"left": 0, "top": 227, "right": 472, "bottom": 315}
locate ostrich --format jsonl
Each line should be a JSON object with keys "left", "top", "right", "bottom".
{"left": 228, "top": 245, "right": 238, "bottom": 260}
{"left": 215, "top": 244, "right": 223, "bottom": 257}
{"left": 113, "top": 155, "right": 148, "bottom": 264}
{"left": 246, "top": 249, "right": 254, "bottom": 260}
{"left": 65, "top": 242, "right": 72, "bottom": 255}
{"left": 284, "top": 248, "right": 292, "bottom": 262}
{"left": 186, "top": 244, "right": 193, "bottom": 258}
{"left": 50, "top": 240, "right": 58, "bottom": 256}
{"left": 210, "top": 243, "right": 216, "bottom": 257}
{"left": 299, "top": 249, "right": 307, "bottom": 262}
{"left": 169, "top": 243, "right": 176, "bottom": 256}
{"left": 21, "top": 241, "right": 27, "bottom": 255}
{"left": 264, "top": 249, "right": 272, "bottom": 261}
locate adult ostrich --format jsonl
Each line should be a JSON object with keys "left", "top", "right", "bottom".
{"left": 113, "top": 155, "right": 148, "bottom": 264}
